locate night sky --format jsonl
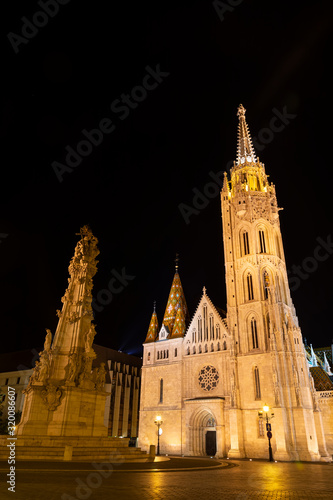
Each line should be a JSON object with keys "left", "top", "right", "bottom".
{"left": 1, "top": 0, "right": 333, "bottom": 358}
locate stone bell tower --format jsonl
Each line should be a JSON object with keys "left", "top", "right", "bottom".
{"left": 17, "top": 225, "right": 108, "bottom": 438}
{"left": 220, "top": 105, "right": 330, "bottom": 461}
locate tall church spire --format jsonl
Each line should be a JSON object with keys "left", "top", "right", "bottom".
{"left": 144, "top": 303, "right": 159, "bottom": 343}
{"left": 161, "top": 266, "right": 188, "bottom": 336}
{"left": 236, "top": 104, "right": 257, "bottom": 165}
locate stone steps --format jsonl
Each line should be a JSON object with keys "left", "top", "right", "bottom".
{"left": 0, "top": 436, "right": 150, "bottom": 462}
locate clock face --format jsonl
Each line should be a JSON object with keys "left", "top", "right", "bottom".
{"left": 198, "top": 365, "right": 219, "bottom": 392}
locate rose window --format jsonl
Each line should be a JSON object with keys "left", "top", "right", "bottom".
{"left": 198, "top": 365, "right": 219, "bottom": 392}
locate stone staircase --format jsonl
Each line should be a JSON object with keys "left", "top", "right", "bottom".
{"left": 0, "top": 435, "right": 151, "bottom": 462}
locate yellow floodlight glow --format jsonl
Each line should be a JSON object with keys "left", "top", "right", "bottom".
{"left": 263, "top": 404, "right": 269, "bottom": 413}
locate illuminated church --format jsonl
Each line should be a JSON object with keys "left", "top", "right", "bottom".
{"left": 138, "top": 105, "right": 333, "bottom": 461}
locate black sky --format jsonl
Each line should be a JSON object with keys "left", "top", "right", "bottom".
{"left": 1, "top": 0, "right": 333, "bottom": 358}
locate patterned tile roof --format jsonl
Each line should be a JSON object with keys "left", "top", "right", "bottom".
{"left": 161, "top": 271, "right": 189, "bottom": 336}
{"left": 170, "top": 304, "right": 186, "bottom": 339}
{"left": 144, "top": 308, "right": 159, "bottom": 343}
{"left": 310, "top": 366, "right": 333, "bottom": 391}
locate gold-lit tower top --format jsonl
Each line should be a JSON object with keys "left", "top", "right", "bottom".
{"left": 236, "top": 104, "right": 257, "bottom": 166}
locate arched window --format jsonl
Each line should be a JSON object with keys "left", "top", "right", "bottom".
{"left": 147, "top": 352, "right": 151, "bottom": 361}
{"left": 216, "top": 324, "right": 220, "bottom": 340}
{"left": 263, "top": 271, "right": 269, "bottom": 300}
{"left": 174, "top": 348, "right": 177, "bottom": 357}
{"left": 157, "top": 351, "right": 160, "bottom": 360}
{"left": 240, "top": 230, "right": 250, "bottom": 256}
{"left": 223, "top": 340, "right": 227, "bottom": 350}
{"left": 246, "top": 273, "right": 254, "bottom": 301}
{"left": 251, "top": 317, "right": 259, "bottom": 349}
{"left": 254, "top": 366, "right": 261, "bottom": 400}
{"left": 159, "top": 379, "right": 163, "bottom": 403}
{"left": 259, "top": 229, "right": 267, "bottom": 253}
{"left": 193, "top": 345, "right": 196, "bottom": 354}
{"left": 211, "top": 343, "right": 214, "bottom": 352}
{"left": 217, "top": 342, "right": 221, "bottom": 351}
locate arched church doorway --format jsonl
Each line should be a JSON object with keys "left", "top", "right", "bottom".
{"left": 189, "top": 409, "right": 217, "bottom": 456}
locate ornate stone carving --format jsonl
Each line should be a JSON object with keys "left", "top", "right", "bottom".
{"left": 41, "top": 384, "right": 62, "bottom": 411}
{"left": 67, "top": 311, "right": 80, "bottom": 323}
{"left": 198, "top": 365, "right": 219, "bottom": 392}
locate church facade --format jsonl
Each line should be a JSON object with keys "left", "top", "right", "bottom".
{"left": 138, "top": 105, "right": 333, "bottom": 461}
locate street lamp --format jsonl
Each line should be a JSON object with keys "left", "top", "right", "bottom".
{"left": 263, "top": 404, "right": 274, "bottom": 462}
{"left": 154, "top": 415, "right": 163, "bottom": 456}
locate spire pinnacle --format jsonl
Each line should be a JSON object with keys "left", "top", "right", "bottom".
{"left": 175, "top": 253, "right": 179, "bottom": 272}
{"left": 236, "top": 104, "right": 256, "bottom": 165}
{"left": 144, "top": 304, "right": 159, "bottom": 343}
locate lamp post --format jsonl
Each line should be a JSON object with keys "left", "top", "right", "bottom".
{"left": 154, "top": 416, "right": 163, "bottom": 456}
{"left": 263, "top": 404, "right": 274, "bottom": 462}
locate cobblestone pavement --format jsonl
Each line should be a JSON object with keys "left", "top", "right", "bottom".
{"left": 1, "top": 457, "right": 333, "bottom": 499}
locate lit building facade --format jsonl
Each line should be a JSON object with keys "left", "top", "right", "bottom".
{"left": 138, "top": 105, "right": 333, "bottom": 461}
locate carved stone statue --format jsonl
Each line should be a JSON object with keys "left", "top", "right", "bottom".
{"left": 39, "top": 351, "right": 51, "bottom": 383}
{"left": 44, "top": 329, "right": 52, "bottom": 352}
{"left": 85, "top": 324, "right": 96, "bottom": 352}
{"left": 95, "top": 363, "right": 106, "bottom": 391}
{"left": 65, "top": 352, "right": 80, "bottom": 384}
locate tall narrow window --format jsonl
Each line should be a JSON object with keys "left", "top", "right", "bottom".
{"left": 243, "top": 231, "right": 250, "bottom": 255}
{"left": 247, "top": 273, "right": 254, "bottom": 301}
{"left": 159, "top": 379, "right": 163, "bottom": 403}
{"left": 263, "top": 271, "right": 269, "bottom": 300}
{"left": 203, "top": 305, "right": 208, "bottom": 341}
{"left": 174, "top": 348, "right": 177, "bottom": 357}
{"left": 254, "top": 366, "right": 261, "bottom": 399}
{"left": 210, "top": 315, "right": 214, "bottom": 340}
{"left": 147, "top": 352, "right": 151, "bottom": 361}
{"left": 251, "top": 318, "right": 258, "bottom": 349}
{"left": 198, "top": 317, "right": 202, "bottom": 342}
{"left": 259, "top": 230, "right": 266, "bottom": 253}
